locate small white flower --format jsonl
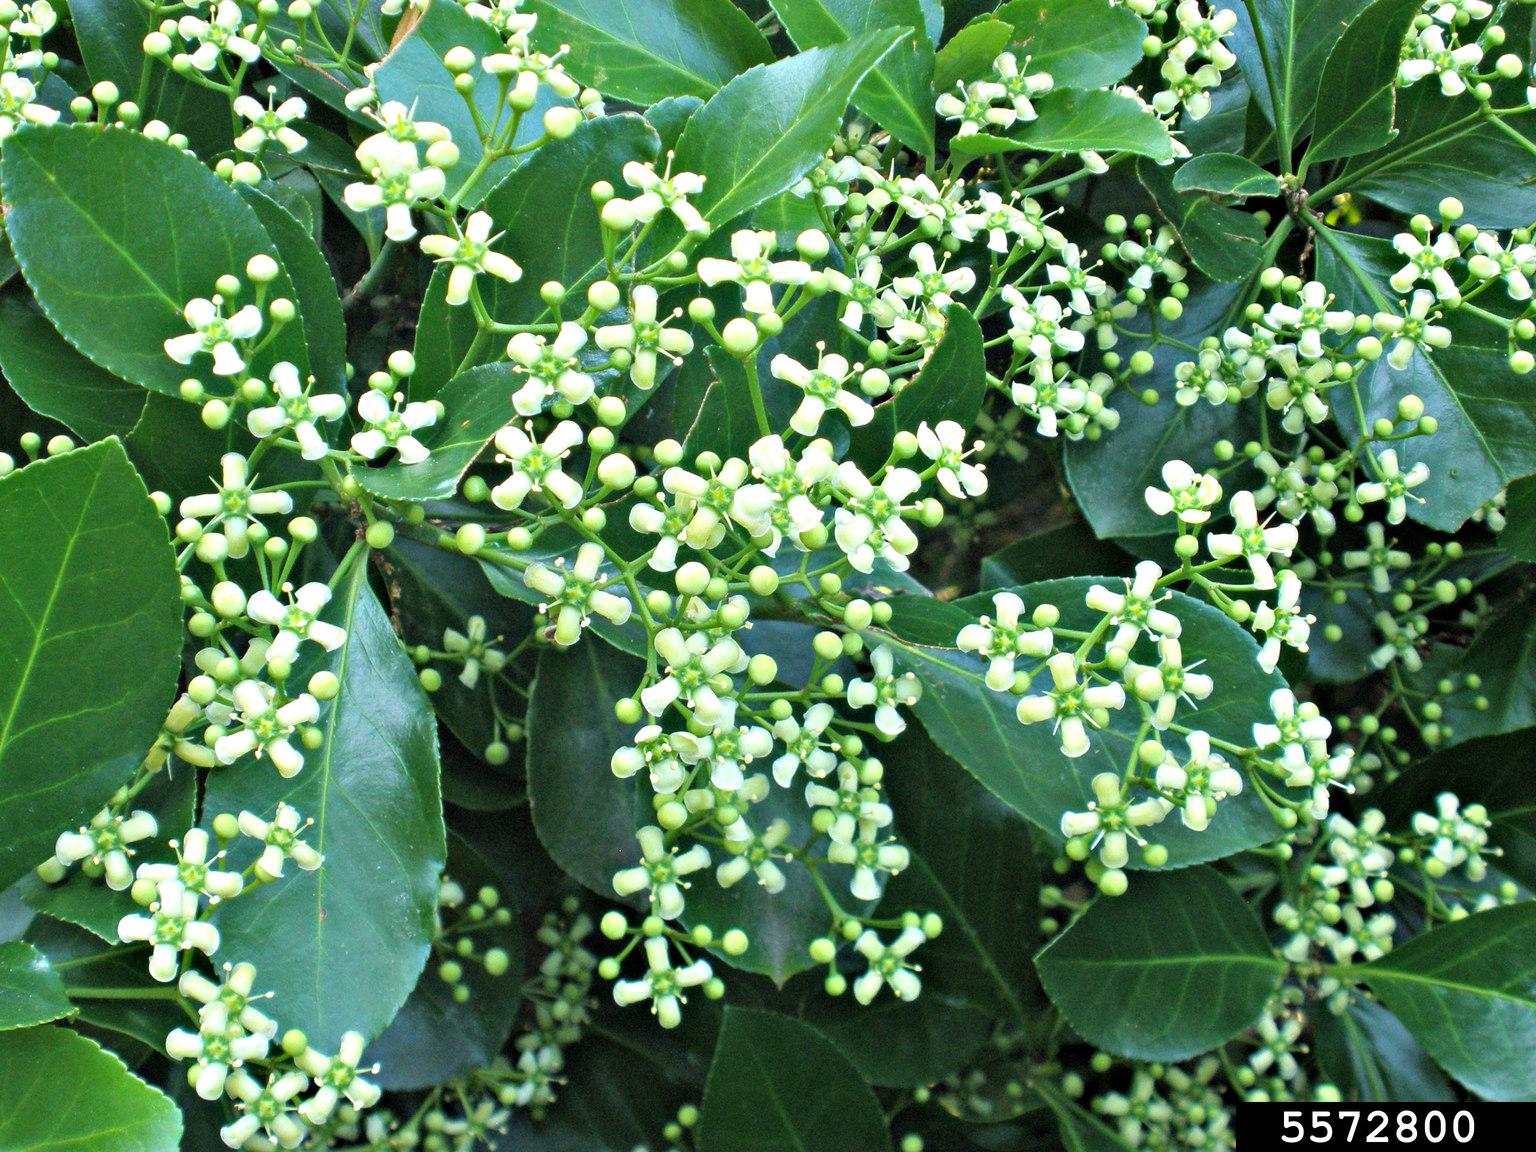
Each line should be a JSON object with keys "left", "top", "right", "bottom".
{"left": 619, "top": 156, "right": 709, "bottom": 235}
{"left": 418, "top": 211, "right": 523, "bottom": 306}
{"left": 178, "top": 1, "right": 263, "bottom": 73}
{"left": 1086, "top": 561, "right": 1181, "bottom": 654}
{"left": 612, "top": 825, "right": 710, "bottom": 919}
{"left": 891, "top": 242, "right": 975, "bottom": 307}
{"left": 1058, "top": 772, "right": 1169, "bottom": 868}
{"left": 214, "top": 680, "right": 320, "bottom": 776}
{"left": 343, "top": 139, "right": 447, "bottom": 243}
{"left": 220, "top": 1069, "right": 310, "bottom": 1150}
{"left": 523, "top": 542, "right": 633, "bottom": 647}
{"left": 490, "top": 419, "right": 585, "bottom": 510}
{"left": 179, "top": 453, "right": 294, "bottom": 559}
{"left": 1144, "top": 458, "right": 1222, "bottom": 524}
{"left": 165, "top": 1002, "right": 270, "bottom": 1101}
{"left": 237, "top": 803, "right": 322, "bottom": 879}
{"left": 1016, "top": 652, "right": 1126, "bottom": 758}
{"left": 852, "top": 926, "right": 925, "bottom": 1004}
{"left": 611, "top": 935, "right": 712, "bottom": 1028}
{"left": 827, "top": 821, "right": 910, "bottom": 901}
{"left": 771, "top": 348, "right": 872, "bottom": 435}
{"left": 295, "top": 1031, "right": 382, "bottom": 1124}
{"left": 917, "top": 420, "right": 987, "bottom": 499}
{"left": 245, "top": 362, "right": 345, "bottom": 461}
{"left": 1206, "top": 490, "right": 1298, "bottom": 589}
{"left": 506, "top": 322, "right": 594, "bottom": 416}
{"left": 1154, "top": 731, "right": 1242, "bottom": 832}
{"left": 716, "top": 819, "right": 791, "bottom": 893}
{"left": 832, "top": 462, "right": 921, "bottom": 573}
{"left": 1355, "top": 449, "right": 1429, "bottom": 525}
{"left": 957, "top": 591, "right": 1054, "bottom": 691}
{"left": 1251, "top": 572, "right": 1313, "bottom": 673}
{"left": 245, "top": 581, "right": 347, "bottom": 665}
{"left": 1389, "top": 229, "right": 1462, "bottom": 301}
{"left": 697, "top": 229, "right": 814, "bottom": 315}
{"left": 50, "top": 808, "right": 158, "bottom": 891}
{"left": 164, "top": 295, "right": 263, "bottom": 377}
{"left": 233, "top": 91, "right": 308, "bottom": 155}
{"left": 351, "top": 388, "right": 439, "bottom": 464}
{"left": 640, "top": 628, "right": 743, "bottom": 723}
{"left": 442, "top": 615, "right": 506, "bottom": 689}
{"left": 770, "top": 702, "right": 838, "bottom": 786}
{"left": 137, "top": 828, "right": 243, "bottom": 903}
{"left": 846, "top": 645, "right": 921, "bottom": 736}
{"left": 118, "top": 878, "right": 220, "bottom": 982}
{"left": 0, "top": 72, "right": 60, "bottom": 140}
{"left": 595, "top": 285, "right": 694, "bottom": 389}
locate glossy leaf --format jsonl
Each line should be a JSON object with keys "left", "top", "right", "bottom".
{"left": 673, "top": 29, "right": 907, "bottom": 229}
{"left": 1172, "top": 153, "right": 1283, "bottom": 199}
{"left": 770, "top": 0, "right": 937, "bottom": 159}
{"left": 0, "top": 288, "right": 145, "bottom": 441}
{"left": 995, "top": 0, "right": 1147, "bottom": 90}
{"left": 698, "top": 1007, "right": 892, "bottom": 1152}
{"left": 1034, "top": 867, "right": 1284, "bottom": 1060}
{"left": 0, "top": 1025, "right": 181, "bottom": 1151}
{"left": 933, "top": 17, "right": 1011, "bottom": 92}
{"left": 1011, "top": 89, "right": 1173, "bottom": 161}
{"left": 0, "top": 441, "right": 181, "bottom": 891}
{"left": 1301, "top": 0, "right": 1422, "bottom": 165}
{"left": 872, "top": 578, "right": 1284, "bottom": 866}
{"left": 1349, "top": 903, "right": 1536, "bottom": 1099}
{"left": 204, "top": 555, "right": 446, "bottom": 1050}
{"left": 0, "top": 941, "right": 74, "bottom": 1031}
{"left": 1316, "top": 228, "right": 1536, "bottom": 531}
{"left": 1139, "top": 158, "right": 1266, "bottom": 283}
{"left": 527, "top": 0, "right": 774, "bottom": 104}
{"left": 2, "top": 125, "right": 308, "bottom": 394}
{"left": 1312, "top": 996, "right": 1456, "bottom": 1102}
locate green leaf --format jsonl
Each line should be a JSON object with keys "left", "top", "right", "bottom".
{"left": 1301, "top": 0, "right": 1422, "bottom": 165}
{"left": 0, "top": 942, "right": 74, "bottom": 1030}
{"left": 366, "top": 832, "right": 523, "bottom": 1089}
{"left": 376, "top": 0, "right": 562, "bottom": 206}
{"left": 1034, "top": 867, "right": 1284, "bottom": 1060}
{"left": 1312, "top": 996, "right": 1456, "bottom": 1102}
{"left": 414, "top": 114, "right": 661, "bottom": 397}
{"left": 0, "top": 440, "right": 181, "bottom": 891}
{"left": 1377, "top": 728, "right": 1536, "bottom": 891}
{"left": 204, "top": 555, "right": 446, "bottom": 1050}
{"left": 358, "top": 364, "right": 521, "bottom": 500}
{"left": 0, "top": 1025, "right": 182, "bottom": 1151}
{"left": 1013, "top": 90, "right": 1173, "bottom": 161}
{"left": 1315, "top": 228, "right": 1536, "bottom": 531}
{"left": 933, "top": 18, "right": 1011, "bottom": 93}
{"left": 525, "top": 643, "right": 650, "bottom": 898}
{"left": 525, "top": 0, "right": 774, "bottom": 104}
{"left": 673, "top": 29, "right": 907, "bottom": 229}
{"left": 808, "top": 995, "right": 991, "bottom": 1089}
{"left": 68, "top": 0, "right": 231, "bottom": 156}
{"left": 698, "top": 1007, "right": 893, "bottom": 1152}
{"left": 1139, "top": 158, "right": 1266, "bottom": 283}
{"left": 770, "top": 1, "right": 936, "bottom": 159}
{"left": 871, "top": 578, "right": 1285, "bottom": 866}
{"left": 2, "top": 125, "right": 309, "bottom": 395}
{"left": 851, "top": 303, "right": 985, "bottom": 462}
{"left": 239, "top": 185, "right": 348, "bottom": 395}
{"left": 1172, "top": 153, "right": 1283, "bottom": 199}
{"left": 995, "top": 0, "right": 1147, "bottom": 90}
{"left": 1348, "top": 903, "right": 1536, "bottom": 1099}
{"left": 1499, "top": 475, "right": 1536, "bottom": 562}
{"left": 1229, "top": 0, "right": 1373, "bottom": 151}
{"left": 980, "top": 521, "right": 1129, "bottom": 589}
{"left": 0, "top": 288, "right": 145, "bottom": 441}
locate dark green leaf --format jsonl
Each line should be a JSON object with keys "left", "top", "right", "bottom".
{"left": 1172, "top": 153, "right": 1283, "bottom": 199}
{"left": 995, "top": 0, "right": 1147, "bottom": 90}
{"left": 1499, "top": 476, "right": 1536, "bottom": 562}
{"left": 872, "top": 578, "right": 1285, "bottom": 866}
{"left": 525, "top": 643, "right": 649, "bottom": 898}
{"left": 1301, "top": 0, "right": 1422, "bottom": 165}
{"left": 1012, "top": 90, "right": 1173, "bottom": 161}
{"left": 1350, "top": 903, "right": 1536, "bottom": 1099}
{"left": 1312, "top": 996, "right": 1456, "bottom": 1102}
{"left": 647, "top": 95, "right": 706, "bottom": 153}
{"left": 0, "top": 288, "right": 145, "bottom": 441}
{"left": 0, "top": 941, "right": 74, "bottom": 1030}
{"left": 1034, "top": 867, "right": 1284, "bottom": 1060}
{"left": 204, "top": 555, "right": 446, "bottom": 1049}
{"left": 1139, "top": 158, "right": 1265, "bottom": 283}
{"left": 1316, "top": 228, "right": 1536, "bottom": 531}
{"left": 526, "top": 0, "right": 774, "bottom": 104}
{"left": 2, "top": 125, "right": 309, "bottom": 394}
{"left": 980, "top": 521, "right": 1129, "bottom": 589}
{"left": 770, "top": 0, "right": 936, "bottom": 159}
{"left": 366, "top": 833, "right": 524, "bottom": 1089}
{"left": 698, "top": 1007, "right": 893, "bottom": 1152}
{"left": 673, "top": 29, "right": 907, "bottom": 229}
{"left": 0, "top": 1025, "right": 182, "bottom": 1151}
{"left": 895, "top": 303, "right": 986, "bottom": 428}
{"left": 808, "top": 993, "right": 991, "bottom": 1088}
{"left": 0, "top": 440, "right": 181, "bottom": 891}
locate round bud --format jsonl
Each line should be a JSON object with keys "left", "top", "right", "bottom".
{"left": 588, "top": 279, "right": 621, "bottom": 313}
{"left": 720, "top": 317, "right": 759, "bottom": 357}
{"left": 601, "top": 910, "right": 628, "bottom": 940}
{"left": 455, "top": 523, "right": 486, "bottom": 555}
{"left": 544, "top": 105, "right": 582, "bottom": 139}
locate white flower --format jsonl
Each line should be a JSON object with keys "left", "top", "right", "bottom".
{"left": 611, "top": 935, "right": 712, "bottom": 1028}
{"left": 612, "top": 825, "right": 710, "bottom": 919}
{"left": 237, "top": 804, "right": 322, "bottom": 879}
{"left": 716, "top": 819, "right": 791, "bottom": 893}
{"left": 1375, "top": 289, "right": 1451, "bottom": 370}
{"left": 343, "top": 139, "right": 447, "bottom": 243}
{"left": 418, "top": 211, "right": 523, "bottom": 306}
{"left": 1144, "top": 459, "right": 1222, "bottom": 524}
{"left": 770, "top": 702, "right": 838, "bottom": 786}
{"left": 917, "top": 420, "right": 987, "bottom": 499}
{"left": 50, "top": 808, "right": 158, "bottom": 890}
{"left": 832, "top": 462, "right": 921, "bottom": 573}
{"left": 356, "top": 101, "right": 452, "bottom": 172}
{"left": 118, "top": 878, "right": 220, "bottom": 982}
{"left": 1127, "top": 636, "right": 1213, "bottom": 729}
{"left": 1411, "top": 792, "right": 1493, "bottom": 880}
{"left": 846, "top": 645, "right": 922, "bottom": 736}
{"left": 827, "top": 821, "right": 910, "bottom": 901}
{"left": 220, "top": 1070, "right": 310, "bottom": 1150}
{"left": 233, "top": 91, "right": 308, "bottom": 155}
{"left": 137, "top": 828, "right": 243, "bottom": 903}
{"left": 852, "top": 926, "right": 925, "bottom": 1004}
{"left": 595, "top": 285, "right": 694, "bottom": 389}
{"left": 1206, "top": 490, "right": 1298, "bottom": 589}
{"left": 1398, "top": 25, "right": 1483, "bottom": 98}
{"left": 1265, "top": 280, "right": 1354, "bottom": 360}
{"left": 523, "top": 542, "right": 633, "bottom": 647}
{"left": 246, "top": 362, "right": 345, "bottom": 460}
{"left": 640, "top": 628, "right": 743, "bottom": 723}
{"left": 296, "top": 1031, "right": 382, "bottom": 1124}
{"left": 619, "top": 157, "right": 709, "bottom": 235}
{"left": 1355, "top": 449, "right": 1429, "bottom": 525}
{"left": 1058, "top": 772, "right": 1170, "bottom": 868}
{"left": 935, "top": 78, "right": 1015, "bottom": 136}
{"left": 246, "top": 581, "right": 347, "bottom": 665}
{"left": 772, "top": 348, "right": 872, "bottom": 435}
{"left": 805, "top": 761, "right": 892, "bottom": 845}
{"left": 892, "top": 242, "right": 976, "bottom": 306}
{"left": 178, "top": 2, "right": 263, "bottom": 73}
{"left": 1154, "top": 731, "right": 1242, "bottom": 832}
{"left": 490, "top": 419, "right": 585, "bottom": 510}
{"left": 993, "top": 51, "right": 1054, "bottom": 119}
{"left": 1252, "top": 572, "right": 1312, "bottom": 673}
{"left": 179, "top": 453, "right": 293, "bottom": 559}
{"left": 0, "top": 72, "right": 59, "bottom": 140}
{"left": 164, "top": 295, "right": 263, "bottom": 377}
{"left": 442, "top": 615, "right": 506, "bottom": 688}
{"left": 214, "top": 680, "right": 320, "bottom": 777}
{"left": 957, "top": 591, "right": 1054, "bottom": 691}
{"left": 697, "top": 229, "right": 813, "bottom": 315}
{"left": 1341, "top": 521, "right": 1411, "bottom": 593}
{"left": 179, "top": 961, "right": 277, "bottom": 1038}
{"left": 1016, "top": 652, "right": 1126, "bottom": 758}
{"left": 506, "top": 322, "right": 594, "bottom": 416}
{"left": 166, "top": 1002, "right": 270, "bottom": 1101}
{"left": 1086, "top": 561, "right": 1181, "bottom": 654}
{"left": 351, "top": 388, "right": 439, "bottom": 464}
{"left": 1389, "top": 229, "right": 1462, "bottom": 301}
{"left": 730, "top": 435, "right": 835, "bottom": 553}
